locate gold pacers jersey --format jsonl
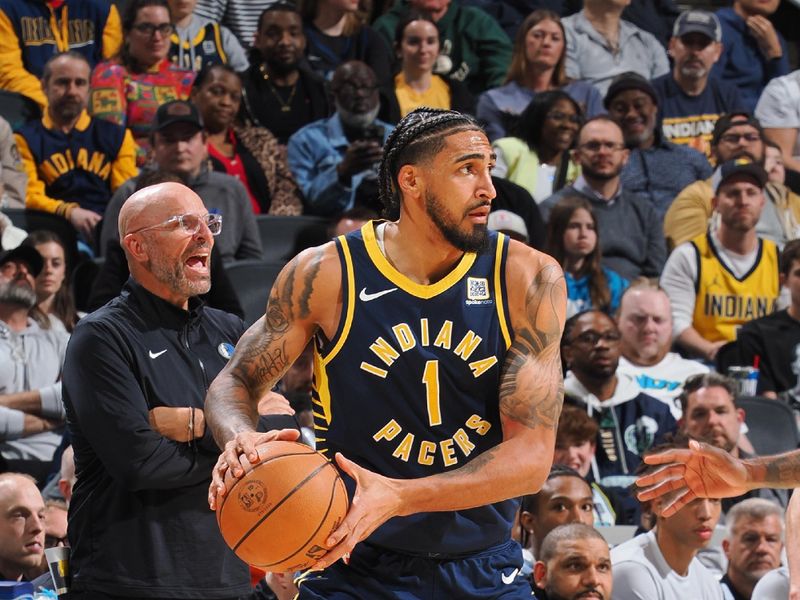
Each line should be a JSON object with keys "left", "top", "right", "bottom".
{"left": 691, "top": 232, "right": 779, "bottom": 342}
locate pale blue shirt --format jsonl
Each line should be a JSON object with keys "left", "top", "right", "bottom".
{"left": 563, "top": 12, "right": 669, "bottom": 96}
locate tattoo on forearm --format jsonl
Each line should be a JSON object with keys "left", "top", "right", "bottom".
{"left": 441, "top": 447, "right": 499, "bottom": 478}
{"left": 499, "top": 264, "right": 565, "bottom": 430}
{"left": 765, "top": 452, "right": 800, "bottom": 487}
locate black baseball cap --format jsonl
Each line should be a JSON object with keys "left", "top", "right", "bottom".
{"left": 0, "top": 245, "right": 43, "bottom": 277}
{"left": 152, "top": 100, "right": 204, "bottom": 133}
{"left": 712, "top": 157, "right": 768, "bottom": 193}
{"left": 673, "top": 10, "right": 722, "bottom": 43}
{"left": 604, "top": 72, "right": 658, "bottom": 108}
{"left": 711, "top": 113, "right": 763, "bottom": 146}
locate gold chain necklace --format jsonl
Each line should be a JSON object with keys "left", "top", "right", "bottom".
{"left": 260, "top": 63, "right": 297, "bottom": 112}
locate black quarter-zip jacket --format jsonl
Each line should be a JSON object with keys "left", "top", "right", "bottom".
{"left": 63, "top": 279, "right": 250, "bottom": 598}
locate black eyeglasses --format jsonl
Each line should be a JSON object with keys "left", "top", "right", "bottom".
{"left": 132, "top": 22, "right": 174, "bottom": 37}
{"left": 45, "top": 534, "right": 68, "bottom": 548}
{"left": 578, "top": 141, "right": 626, "bottom": 153}
{"left": 719, "top": 133, "right": 761, "bottom": 144}
{"left": 127, "top": 213, "right": 223, "bottom": 236}
{"left": 569, "top": 330, "right": 622, "bottom": 346}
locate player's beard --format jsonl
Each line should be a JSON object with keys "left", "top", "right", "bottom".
{"left": 425, "top": 190, "right": 489, "bottom": 253}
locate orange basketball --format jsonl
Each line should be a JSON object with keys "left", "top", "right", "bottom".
{"left": 216, "top": 440, "right": 349, "bottom": 572}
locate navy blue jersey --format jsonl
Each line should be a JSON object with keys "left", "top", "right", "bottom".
{"left": 313, "top": 222, "right": 516, "bottom": 555}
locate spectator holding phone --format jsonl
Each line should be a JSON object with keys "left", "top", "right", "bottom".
{"left": 288, "top": 61, "right": 393, "bottom": 217}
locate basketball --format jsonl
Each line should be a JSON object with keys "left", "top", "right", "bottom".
{"left": 216, "top": 440, "right": 349, "bottom": 571}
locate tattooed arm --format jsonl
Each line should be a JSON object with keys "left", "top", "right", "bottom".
{"left": 636, "top": 439, "right": 800, "bottom": 517}
{"left": 314, "top": 244, "right": 566, "bottom": 568}
{"left": 206, "top": 244, "right": 342, "bottom": 507}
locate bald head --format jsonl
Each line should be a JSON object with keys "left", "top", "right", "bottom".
{"left": 119, "top": 182, "right": 199, "bottom": 239}
{"left": 120, "top": 182, "right": 214, "bottom": 309}
{"left": 0, "top": 473, "right": 45, "bottom": 579}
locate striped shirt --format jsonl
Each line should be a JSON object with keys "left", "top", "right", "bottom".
{"left": 194, "top": 0, "right": 277, "bottom": 48}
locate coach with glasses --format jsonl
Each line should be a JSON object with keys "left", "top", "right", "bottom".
{"left": 62, "top": 180, "right": 293, "bottom": 599}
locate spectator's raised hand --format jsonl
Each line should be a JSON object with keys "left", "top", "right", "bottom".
{"left": 746, "top": 16, "right": 783, "bottom": 59}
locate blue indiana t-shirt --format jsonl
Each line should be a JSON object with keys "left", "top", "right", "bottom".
{"left": 651, "top": 74, "right": 744, "bottom": 158}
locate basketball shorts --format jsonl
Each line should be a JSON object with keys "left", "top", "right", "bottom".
{"left": 295, "top": 539, "right": 532, "bottom": 599}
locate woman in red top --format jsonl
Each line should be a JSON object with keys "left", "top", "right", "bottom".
{"left": 190, "top": 64, "right": 303, "bottom": 215}
{"left": 89, "top": 0, "right": 194, "bottom": 165}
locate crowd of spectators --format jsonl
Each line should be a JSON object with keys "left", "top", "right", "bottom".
{"left": 0, "top": 0, "right": 800, "bottom": 597}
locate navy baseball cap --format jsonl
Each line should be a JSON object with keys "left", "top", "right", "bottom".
{"left": 673, "top": 10, "right": 722, "bottom": 42}
{"left": 712, "top": 158, "right": 768, "bottom": 193}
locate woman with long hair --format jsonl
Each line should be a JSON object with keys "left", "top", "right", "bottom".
{"left": 90, "top": 0, "right": 195, "bottom": 165}
{"left": 298, "top": 0, "right": 392, "bottom": 83}
{"left": 477, "top": 10, "right": 603, "bottom": 141}
{"left": 545, "top": 195, "right": 629, "bottom": 317}
{"left": 22, "top": 230, "right": 79, "bottom": 332}
{"left": 190, "top": 64, "right": 303, "bottom": 215}
{"left": 492, "top": 90, "right": 581, "bottom": 203}
{"left": 381, "top": 11, "right": 473, "bottom": 123}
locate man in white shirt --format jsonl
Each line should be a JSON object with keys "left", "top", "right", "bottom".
{"left": 617, "top": 281, "right": 709, "bottom": 418}
{"left": 612, "top": 439, "right": 724, "bottom": 599}
{"left": 660, "top": 158, "right": 779, "bottom": 361}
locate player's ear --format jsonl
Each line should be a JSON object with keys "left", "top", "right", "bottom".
{"left": 396, "top": 164, "right": 421, "bottom": 200}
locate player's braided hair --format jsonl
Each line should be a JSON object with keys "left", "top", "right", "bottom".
{"left": 379, "top": 108, "right": 484, "bottom": 216}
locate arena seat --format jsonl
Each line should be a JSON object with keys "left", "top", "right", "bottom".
{"left": 737, "top": 396, "right": 800, "bottom": 456}
{"left": 255, "top": 215, "right": 329, "bottom": 263}
{"left": 226, "top": 259, "right": 285, "bottom": 327}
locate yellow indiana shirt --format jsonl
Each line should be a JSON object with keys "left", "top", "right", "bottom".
{"left": 394, "top": 73, "right": 451, "bottom": 118}
{"left": 691, "top": 232, "right": 779, "bottom": 342}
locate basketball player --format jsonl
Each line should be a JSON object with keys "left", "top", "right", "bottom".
{"left": 205, "top": 108, "right": 567, "bottom": 598}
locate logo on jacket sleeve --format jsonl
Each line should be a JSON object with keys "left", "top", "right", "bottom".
{"left": 218, "top": 343, "right": 235, "bottom": 359}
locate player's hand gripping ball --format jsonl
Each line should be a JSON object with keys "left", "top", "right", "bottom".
{"left": 216, "top": 440, "right": 349, "bottom": 571}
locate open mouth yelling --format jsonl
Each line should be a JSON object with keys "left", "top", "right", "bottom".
{"left": 185, "top": 253, "right": 210, "bottom": 275}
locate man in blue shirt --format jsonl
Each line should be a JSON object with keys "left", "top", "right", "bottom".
{"left": 713, "top": 0, "right": 788, "bottom": 112}
{"left": 605, "top": 71, "right": 712, "bottom": 218}
{"left": 288, "top": 61, "right": 393, "bottom": 218}
{"left": 652, "top": 10, "right": 744, "bottom": 158}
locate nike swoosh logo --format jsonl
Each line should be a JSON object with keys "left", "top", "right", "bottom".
{"left": 501, "top": 568, "right": 519, "bottom": 585}
{"left": 359, "top": 287, "right": 397, "bottom": 302}
{"left": 148, "top": 349, "right": 167, "bottom": 359}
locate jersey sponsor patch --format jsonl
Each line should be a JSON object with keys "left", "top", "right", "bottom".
{"left": 466, "top": 277, "right": 491, "bottom": 305}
